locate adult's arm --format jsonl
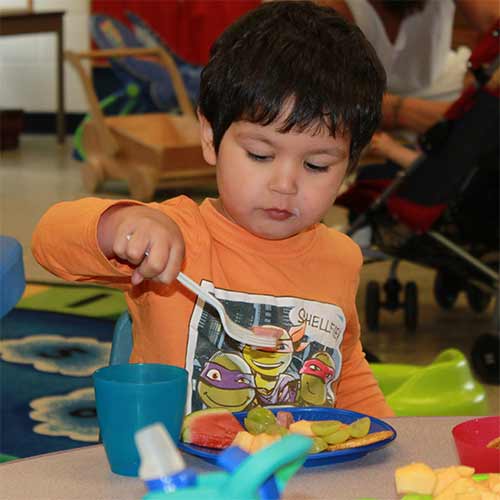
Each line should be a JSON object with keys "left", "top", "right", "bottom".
{"left": 312, "top": 0, "right": 497, "bottom": 134}
{"left": 455, "top": 0, "right": 499, "bottom": 34}
{"left": 319, "top": 0, "right": 499, "bottom": 37}
{"left": 383, "top": 95, "right": 451, "bottom": 134}
{"left": 307, "top": 1, "right": 446, "bottom": 132}
{"left": 385, "top": 1, "right": 499, "bottom": 132}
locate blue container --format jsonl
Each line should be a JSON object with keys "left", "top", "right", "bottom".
{"left": 0, "top": 236, "right": 25, "bottom": 318}
{"left": 93, "top": 363, "right": 188, "bottom": 477}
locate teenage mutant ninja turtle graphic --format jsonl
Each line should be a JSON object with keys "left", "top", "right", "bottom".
{"left": 197, "top": 351, "right": 256, "bottom": 411}
{"left": 298, "top": 351, "right": 336, "bottom": 406}
{"left": 186, "top": 282, "right": 345, "bottom": 413}
{"left": 241, "top": 324, "right": 307, "bottom": 406}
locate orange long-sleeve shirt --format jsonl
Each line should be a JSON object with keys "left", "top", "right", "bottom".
{"left": 32, "top": 195, "right": 393, "bottom": 417}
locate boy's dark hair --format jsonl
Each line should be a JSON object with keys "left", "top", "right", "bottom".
{"left": 198, "top": 0, "right": 386, "bottom": 170}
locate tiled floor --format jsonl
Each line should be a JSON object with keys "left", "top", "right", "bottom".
{"left": 1, "top": 135, "right": 498, "bottom": 414}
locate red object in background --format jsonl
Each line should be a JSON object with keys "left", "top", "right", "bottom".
{"left": 452, "top": 416, "right": 500, "bottom": 473}
{"left": 91, "top": 0, "right": 260, "bottom": 65}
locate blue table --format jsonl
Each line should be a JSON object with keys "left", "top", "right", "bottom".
{"left": 0, "top": 236, "right": 26, "bottom": 318}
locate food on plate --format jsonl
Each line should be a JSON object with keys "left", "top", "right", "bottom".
{"left": 232, "top": 430, "right": 254, "bottom": 453}
{"left": 244, "top": 407, "right": 288, "bottom": 436}
{"left": 180, "top": 406, "right": 394, "bottom": 456}
{"left": 327, "top": 430, "right": 395, "bottom": 451}
{"left": 288, "top": 419, "right": 315, "bottom": 437}
{"left": 232, "top": 430, "right": 282, "bottom": 454}
{"left": 310, "top": 436, "right": 329, "bottom": 454}
{"left": 394, "top": 462, "right": 500, "bottom": 499}
{"left": 249, "top": 432, "right": 281, "bottom": 454}
{"left": 349, "top": 416, "right": 371, "bottom": 438}
{"left": 276, "top": 410, "right": 295, "bottom": 429}
{"left": 486, "top": 436, "right": 500, "bottom": 449}
{"left": 324, "top": 427, "right": 351, "bottom": 445}
{"left": 310, "top": 420, "right": 343, "bottom": 437}
{"left": 181, "top": 408, "right": 244, "bottom": 449}
{"left": 238, "top": 409, "right": 393, "bottom": 455}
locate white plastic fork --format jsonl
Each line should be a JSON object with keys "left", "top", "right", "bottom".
{"left": 176, "top": 272, "right": 277, "bottom": 348}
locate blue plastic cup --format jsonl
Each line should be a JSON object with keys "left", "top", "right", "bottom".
{"left": 93, "top": 363, "right": 188, "bottom": 476}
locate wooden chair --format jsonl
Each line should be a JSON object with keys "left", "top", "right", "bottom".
{"left": 66, "top": 47, "right": 215, "bottom": 201}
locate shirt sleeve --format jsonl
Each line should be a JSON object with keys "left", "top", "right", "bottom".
{"left": 32, "top": 195, "right": 205, "bottom": 291}
{"left": 31, "top": 197, "right": 145, "bottom": 290}
{"left": 333, "top": 241, "right": 395, "bottom": 418}
{"left": 335, "top": 313, "right": 395, "bottom": 418}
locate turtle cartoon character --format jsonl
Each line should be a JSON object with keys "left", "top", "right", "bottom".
{"left": 242, "top": 324, "right": 307, "bottom": 406}
{"left": 197, "top": 351, "right": 256, "bottom": 411}
{"left": 298, "top": 351, "right": 336, "bottom": 406}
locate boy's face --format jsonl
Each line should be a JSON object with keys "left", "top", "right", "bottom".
{"left": 199, "top": 112, "right": 350, "bottom": 240}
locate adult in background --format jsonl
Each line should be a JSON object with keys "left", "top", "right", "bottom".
{"left": 315, "top": 0, "right": 498, "bottom": 135}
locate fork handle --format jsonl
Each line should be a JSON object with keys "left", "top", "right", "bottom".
{"left": 177, "top": 272, "right": 275, "bottom": 348}
{"left": 177, "top": 272, "right": 221, "bottom": 312}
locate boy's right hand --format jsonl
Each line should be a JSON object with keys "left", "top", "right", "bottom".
{"left": 98, "top": 205, "right": 185, "bottom": 286}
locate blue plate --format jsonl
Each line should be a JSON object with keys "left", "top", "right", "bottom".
{"left": 178, "top": 407, "right": 396, "bottom": 467}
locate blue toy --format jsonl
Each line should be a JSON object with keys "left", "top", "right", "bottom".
{"left": 0, "top": 236, "right": 25, "bottom": 319}
{"left": 126, "top": 10, "right": 203, "bottom": 100}
{"left": 90, "top": 14, "right": 201, "bottom": 113}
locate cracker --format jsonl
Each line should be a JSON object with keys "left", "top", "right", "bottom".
{"left": 486, "top": 436, "right": 500, "bottom": 449}
{"left": 327, "top": 430, "right": 394, "bottom": 451}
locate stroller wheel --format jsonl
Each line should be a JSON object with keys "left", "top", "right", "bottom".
{"left": 433, "top": 271, "right": 461, "bottom": 310}
{"left": 466, "top": 285, "right": 492, "bottom": 313}
{"left": 404, "top": 282, "right": 418, "bottom": 332}
{"left": 471, "top": 333, "right": 500, "bottom": 384}
{"left": 365, "top": 281, "right": 380, "bottom": 332}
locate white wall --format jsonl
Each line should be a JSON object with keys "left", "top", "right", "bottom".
{"left": 0, "top": 0, "right": 90, "bottom": 112}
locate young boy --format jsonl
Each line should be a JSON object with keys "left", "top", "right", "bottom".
{"left": 33, "top": 1, "right": 393, "bottom": 417}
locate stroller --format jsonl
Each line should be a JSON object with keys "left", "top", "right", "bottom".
{"left": 336, "top": 20, "right": 500, "bottom": 384}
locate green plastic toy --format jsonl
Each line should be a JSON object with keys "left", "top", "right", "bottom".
{"left": 370, "top": 349, "right": 488, "bottom": 416}
{"left": 73, "top": 82, "right": 141, "bottom": 162}
{"left": 142, "top": 434, "right": 312, "bottom": 500}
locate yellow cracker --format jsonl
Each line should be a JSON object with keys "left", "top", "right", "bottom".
{"left": 486, "top": 436, "right": 500, "bottom": 449}
{"left": 327, "top": 430, "right": 394, "bottom": 451}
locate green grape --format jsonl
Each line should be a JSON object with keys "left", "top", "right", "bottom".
{"left": 349, "top": 417, "right": 371, "bottom": 438}
{"left": 324, "top": 427, "right": 351, "bottom": 444}
{"left": 244, "top": 417, "right": 268, "bottom": 435}
{"left": 311, "top": 420, "right": 343, "bottom": 437}
{"left": 246, "top": 407, "right": 276, "bottom": 425}
{"left": 309, "top": 437, "right": 328, "bottom": 454}
{"left": 266, "top": 423, "right": 288, "bottom": 436}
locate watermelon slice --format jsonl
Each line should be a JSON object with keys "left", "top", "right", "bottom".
{"left": 181, "top": 408, "right": 244, "bottom": 449}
